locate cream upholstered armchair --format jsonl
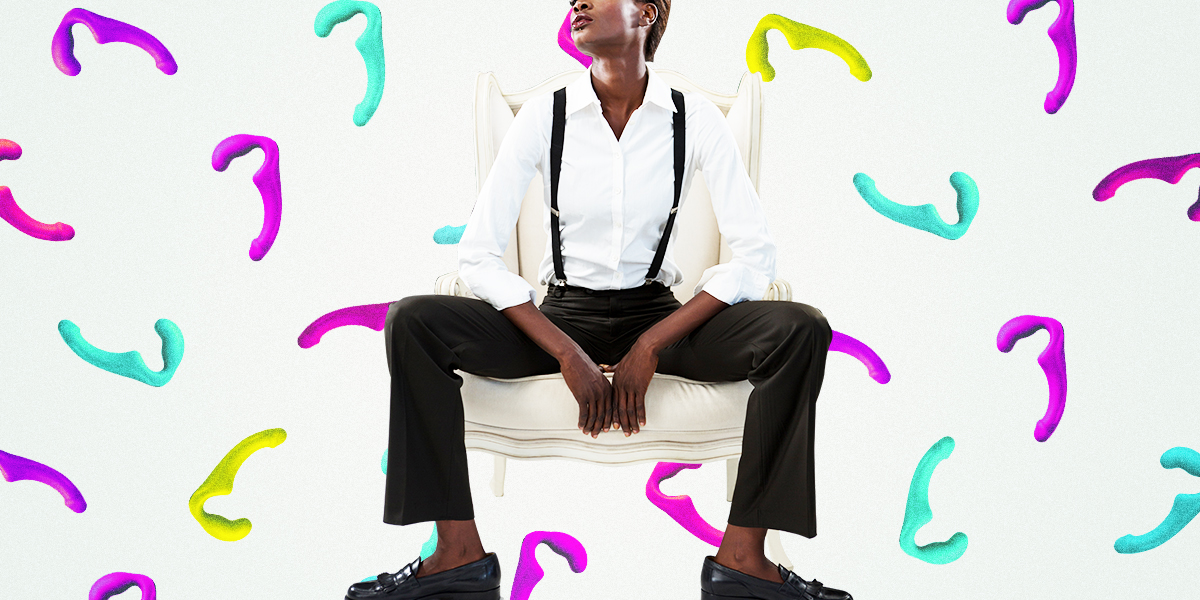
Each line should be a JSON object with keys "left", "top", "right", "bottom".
{"left": 435, "top": 69, "right": 795, "bottom": 566}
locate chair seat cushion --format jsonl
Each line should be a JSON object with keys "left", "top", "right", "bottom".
{"left": 459, "top": 371, "right": 752, "bottom": 462}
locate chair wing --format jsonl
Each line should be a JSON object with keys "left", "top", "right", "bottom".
{"left": 472, "top": 69, "right": 765, "bottom": 306}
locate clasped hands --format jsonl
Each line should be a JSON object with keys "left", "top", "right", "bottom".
{"left": 559, "top": 337, "right": 657, "bottom": 438}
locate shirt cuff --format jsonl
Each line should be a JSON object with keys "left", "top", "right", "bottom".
{"left": 462, "top": 270, "right": 537, "bottom": 311}
{"left": 694, "top": 263, "right": 773, "bottom": 305}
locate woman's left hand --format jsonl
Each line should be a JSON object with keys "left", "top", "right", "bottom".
{"left": 603, "top": 340, "right": 657, "bottom": 435}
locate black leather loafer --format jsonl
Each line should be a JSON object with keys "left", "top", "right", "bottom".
{"left": 700, "top": 556, "right": 852, "bottom": 600}
{"left": 345, "top": 552, "right": 501, "bottom": 600}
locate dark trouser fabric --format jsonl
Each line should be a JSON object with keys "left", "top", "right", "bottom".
{"left": 382, "top": 283, "right": 832, "bottom": 538}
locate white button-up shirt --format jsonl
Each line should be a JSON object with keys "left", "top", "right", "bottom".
{"left": 458, "top": 64, "right": 776, "bottom": 311}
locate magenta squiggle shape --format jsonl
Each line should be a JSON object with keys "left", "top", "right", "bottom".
{"left": 0, "top": 449, "right": 86, "bottom": 513}
{"left": 212, "top": 135, "right": 282, "bottom": 261}
{"left": 89, "top": 572, "right": 156, "bottom": 600}
{"left": 52, "top": 8, "right": 177, "bottom": 76}
{"left": 557, "top": 7, "right": 591, "bottom": 67}
{"left": 510, "top": 531, "right": 587, "bottom": 600}
{"left": 1007, "top": 0, "right": 1076, "bottom": 114}
{"left": 298, "top": 301, "right": 392, "bottom": 348}
{"left": 830, "top": 330, "right": 891, "bottom": 384}
{"left": 1093, "top": 153, "right": 1200, "bottom": 221}
{"left": 997, "top": 315, "right": 1067, "bottom": 442}
{"left": 646, "top": 462, "right": 725, "bottom": 547}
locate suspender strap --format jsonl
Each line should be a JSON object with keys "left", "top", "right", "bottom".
{"left": 550, "top": 87, "right": 568, "bottom": 284}
{"left": 644, "top": 88, "right": 686, "bottom": 284}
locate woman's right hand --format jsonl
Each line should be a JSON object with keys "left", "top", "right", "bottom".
{"left": 559, "top": 350, "right": 614, "bottom": 438}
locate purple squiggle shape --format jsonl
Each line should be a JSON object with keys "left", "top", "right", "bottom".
{"left": 89, "top": 572, "right": 156, "bottom": 600}
{"left": 1093, "top": 153, "right": 1200, "bottom": 221}
{"left": 830, "top": 330, "right": 890, "bottom": 384}
{"left": 52, "top": 8, "right": 177, "bottom": 76}
{"left": 510, "top": 531, "right": 587, "bottom": 600}
{"left": 646, "top": 462, "right": 724, "bottom": 547}
{"left": 212, "top": 135, "right": 282, "bottom": 261}
{"left": 298, "top": 301, "right": 392, "bottom": 348}
{"left": 0, "top": 449, "right": 86, "bottom": 513}
{"left": 997, "top": 315, "right": 1067, "bottom": 442}
{"left": 557, "top": 8, "right": 591, "bottom": 67}
{"left": 1007, "top": 0, "right": 1076, "bottom": 114}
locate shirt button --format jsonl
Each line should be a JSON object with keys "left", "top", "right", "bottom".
{"left": 615, "top": 187, "right": 622, "bottom": 194}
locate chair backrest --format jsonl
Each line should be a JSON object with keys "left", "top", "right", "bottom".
{"left": 472, "top": 69, "right": 764, "bottom": 305}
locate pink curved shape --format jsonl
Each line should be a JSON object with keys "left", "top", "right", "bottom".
{"left": 646, "top": 462, "right": 724, "bottom": 547}
{"left": 557, "top": 7, "right": 592, "bottom": 67}
{"left": 0, "top": 449, "right": 86, "bottom": 512}
{"left": 1007, "top": 0, "right": 1076, "bottom": 114}
{"left": 1093, "top": 153, "right": 1200, "bottom": 221}
{"left": 510, "top": 531, "right": 587, "bottom": 600}
{"left": 89, "top": 572, "right": 156, "bottom": 600}
{"left": 298, "top": 301, "right": 392, "bottom": 348}
{"left": 52, "top": 8, "right": 177, "bottom": 76}
{"left": 0, "top": 187, "right": 76, "bottom": 241}
{"left": 0, "top": 140, "right": 74, "bottom": 241}
{"left": 212, "top": 135, "right": 282, "bottom": 261}
{"left": 829, "top": 330, "right": 891, "bottom": 384}
{"left": 0, "top": 139, "right": 21, "bottom": 161}
{"left": 997, "top": 315, "right": 1067, "bottom": 442}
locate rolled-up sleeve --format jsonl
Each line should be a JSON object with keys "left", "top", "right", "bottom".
{"left": 457, "top": 95, "right": 548, "bottom": 311}
{"left": 690, "top": 97, "right": 776, "bottom": 305}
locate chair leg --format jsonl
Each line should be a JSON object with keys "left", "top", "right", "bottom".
{"left": 726, "top": 457, "right": 738, "bottom": 502}
{"left": 491, "top": 454, "right": 506, "bottom": 497}
{"left": 765, "top": 530, "right": 792, "bottom": 570}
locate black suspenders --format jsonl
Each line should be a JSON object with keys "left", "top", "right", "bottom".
{"left": 549, "top": 85, "right": 686, "bottom": 286}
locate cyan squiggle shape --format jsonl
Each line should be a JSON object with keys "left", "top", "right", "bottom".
{"left": 315, "top": 0, "right": 386, "bottom": 126}
{"left": 511, "top": 531, "right": 587, "bottom": 600}
{"left": 433, "top": 224, "right": 466, "bottom": 245}
{"left": 746, "top": 14, "right": 871, "bottom": 83}
{"left": 853, "top": 172, "right": 979, "bottom": 240}
{"left": 58, "top": 318, "right": 183, "bottom": 387}
{"left": 899, "top": 436, "right": 968, "bottom": 564}
{"left": 1115, "top": 447, "right": 1200, "bottom": 554}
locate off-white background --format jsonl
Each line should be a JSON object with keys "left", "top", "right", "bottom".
{"left": 2, "top": 1, "right": 1198, "bottom": 598}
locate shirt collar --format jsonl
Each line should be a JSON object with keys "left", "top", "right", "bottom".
{"left": 565, "top": 64, "right": 677, "bottom": 117}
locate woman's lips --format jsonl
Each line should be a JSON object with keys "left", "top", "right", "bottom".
{"left": 573, "top": 18, "right": 591, "bottom": 29}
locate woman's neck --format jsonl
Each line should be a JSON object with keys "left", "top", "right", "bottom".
{"left": 588, "top": 56, "right": 649, "bottom": 118}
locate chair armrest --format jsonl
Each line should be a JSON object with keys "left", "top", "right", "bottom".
{"left": 434, "top": 271, "right": 479, "bottom": 298}
{"left": 761, "top": 279, "right": 792, "bottom": 302}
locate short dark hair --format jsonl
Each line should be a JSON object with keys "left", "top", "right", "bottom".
{"left": 640, "top": 0, "right": 670, "bottom": 62}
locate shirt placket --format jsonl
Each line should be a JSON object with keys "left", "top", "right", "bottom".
{"left": 609, "top": 133, "right": 625, "bottom": 289}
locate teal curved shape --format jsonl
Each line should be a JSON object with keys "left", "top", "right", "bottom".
{"left": 58, "top": 318, "right": 184, "bottom": 387}
{"left": 1115, "top": 446, "right": 1200, "bottom": 553}
{"left": 315, "top": 0, "right": 385, "bottom": 127}
{"left": 899, "top": 436, "right": 968, "bottom": 564}
{"left": 853, "top": 172, "right": 979, "bottom": 240}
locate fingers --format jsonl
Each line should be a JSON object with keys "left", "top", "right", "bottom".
{"left": 635, "top": 390, "right": 646, "bottom": 432}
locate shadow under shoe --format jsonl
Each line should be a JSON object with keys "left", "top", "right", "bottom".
{"left": 346, "top": 552, "right": 501, "bottom": 600}
{"left": 700, "top": 556, "right": 852, "bottom": 600}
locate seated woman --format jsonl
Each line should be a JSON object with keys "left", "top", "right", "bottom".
{"left": 348, "top": 2, "right": 848, "bottom": 599}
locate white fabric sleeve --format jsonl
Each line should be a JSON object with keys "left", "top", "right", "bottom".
{"left": 457, "top": 95, "right": 547, "bottom": 311}
{"left": 690, "top": 97, "right": 777, "bottom": 305}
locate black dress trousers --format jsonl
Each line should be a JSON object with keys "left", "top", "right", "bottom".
{"left": 381, "top": 283, "right": 832, "bottom": 538}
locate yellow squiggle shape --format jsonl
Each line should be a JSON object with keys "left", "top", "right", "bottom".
{"left": 746, "top": 14, "right": 872, "bottom": 83}
{"left": 188, "top": 428, "right": 286, "bottom": 542}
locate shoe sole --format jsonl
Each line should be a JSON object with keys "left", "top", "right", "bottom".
{"left": 701, "top": 590, "right": 761, "bottom": 600}
{"left": 346, "top": 586, "right": 501, "bottom": 600}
